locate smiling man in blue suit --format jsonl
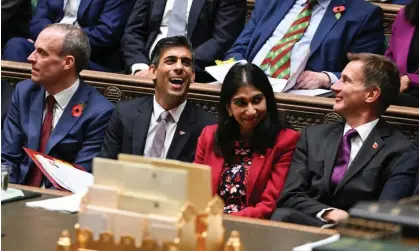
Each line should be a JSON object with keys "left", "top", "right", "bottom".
{"left": 1, "top": 24, "right": 113, "bottom": 188}
{"left": 224, "top": 0, "right": 385, "bottom": 90}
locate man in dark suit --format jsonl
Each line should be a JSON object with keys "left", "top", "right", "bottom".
{"left": 1, "top": 24, "right": 113, "bottom": 187}
{"left": 272, "top": 53, "right": 411, "bottom": 227}
{"left": 121, "top": 0, "right": 246, "bottom": 82}
{"left": 224, "top": 0, "right": 385, "bottom": 90}
{"left": 100, "top": 36, "right": 216, "bottom": 162}
{"left": 379, "top": 136, "right": 419, "bottom": 200}
{"left": 1, "top": 0, "right": 31, "bottom": 51}
{"left": 2, "top": 0, "right": 134, "bottom": 72}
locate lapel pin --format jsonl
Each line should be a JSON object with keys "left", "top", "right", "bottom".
{"left": 372, "top": 142, "right": 378, "bottom": 149}
{"left": 179, "top": 130, "right": 185, "bottom": 135}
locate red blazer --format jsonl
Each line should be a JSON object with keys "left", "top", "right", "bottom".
{"left": 194, "top": 125, "right": 300, "bottom": 219}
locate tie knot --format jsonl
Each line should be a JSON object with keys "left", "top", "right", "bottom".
{"left": 307, "top": 0, "right": 318, "bottom": 8}
{"left": 158, "top": 111, "right": 173, "bottom": 123}
{"left": 46, "top": 95, "right": 55, "bottom": 109}
{"left": 344, "top": 129, "right": 358, "bottom": 140}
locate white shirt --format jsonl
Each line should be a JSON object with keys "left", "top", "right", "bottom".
{"left": 252, "top": 0, "right": 338, "bottom": 84}
{"left": 43, "top": 79, "right": 80, "bottom": 129}
{"left": 316, "top": 118, "right": 380, "bottom": 222}
{"left": 59, "top": 0, "right": 81, "bottom": 27}
{"left": 143, "top": 96, "right": 187, "bottom": 158}
{"left": 131, "top": 0, "right": 193, "bottom": 74}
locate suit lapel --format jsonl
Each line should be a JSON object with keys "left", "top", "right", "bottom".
{"left": 310, "top": 0, "right": 345, "bottom": 56}
{"left": 28, "top": 87, "right": 46, "bottom": 152}
{"left": 151, "top": 0, "right": 169, "bottom": 34}
{"left": 323, "top": 124, "right": 345, "bottom": 196}
{"left": 45, "top": 81, "right": 90, "bottom": 154}
{"left": 187, "top": 0, "right": 205, "bottom": 37}
{"left": 334, "top": 120, "right": 389, "bottom": 194}
{"left": 245, "top": 150, "right": 269, "bottom": 203}
{"left": 251, "top": 0, "right": 294, "bottom": 60}
{"left": 132, "top": 97, "right": 153, "bottom": 155}
{"left": 211, "top": 154, "right": 225, "bottom": 195}
{"left": 77, "top": 0, "right": 93, "bottom": 20}
{"left": 166, "top": 101, "right": 195, "bottom": 160}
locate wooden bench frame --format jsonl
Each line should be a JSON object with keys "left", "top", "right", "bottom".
{"left": 2, "top": 60, "right": 418, "bottom": 140}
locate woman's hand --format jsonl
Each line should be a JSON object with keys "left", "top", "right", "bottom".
{"left": 400, "top": 75, "right": 410, "bottom": 93}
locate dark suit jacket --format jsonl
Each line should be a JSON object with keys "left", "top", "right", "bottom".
{"left": 29, "top": 0, "right": 135, "bottom": 71}
{"left": 99, "top": 96, "right": 216, "bottom": 162}
{"left": 385, "top": 7, "right": 419, "bottom": 87}
{"left": 224, "top": 0, "right": 385, "bottom": 79}
{"left": 121, "top": 0, "right": 246, "bottom": 81}
{"left": 1, "top": 0, "right": 31, "bottom": 50}
{"left": 379, "top": 136, "right": 419, "bottom": 200}
{"left": 1, "top": 79, "right": 114, "bottom": 185}
{"left": 194, "top": 125, "right": 300, "bottom": 219}
{"left": 277, "top": 120, "right": 411, "bottom": 217}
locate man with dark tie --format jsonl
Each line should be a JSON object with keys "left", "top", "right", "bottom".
{"left": 100, "top": 36, "right": 216, "bottom": 162}
{"left": 1, "top": 24, "right": 113, "bottom": 188}
{"left": 272, "top": 53, "right": 411, "bottom": 227}
{"left": 121, "top": 0, "right": 246, "bottom": 82}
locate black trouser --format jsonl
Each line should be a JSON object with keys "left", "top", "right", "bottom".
{"left": 394, "top": 87, "right": 419, "bottom": 108}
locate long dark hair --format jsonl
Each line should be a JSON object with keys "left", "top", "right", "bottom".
{"left": 214, "top": 63, "right": 289, "bottom": 162}
{"left": 405, "top": 0, "right": 419, "bottom": 26}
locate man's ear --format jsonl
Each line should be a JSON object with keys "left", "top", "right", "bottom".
{"left": 149, "top": 64, "right": 157, "bottom": 80}
{"left": 191, "top": 69, "right": 196, "bottom": 83}
{"left": 62, "top": 55, "right": 75, "bottom": 71}
{"left": 365, "top": 86, "right": 381, "bottom": 104}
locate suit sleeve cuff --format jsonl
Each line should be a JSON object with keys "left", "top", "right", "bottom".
{"left": 316, "top": 207, "right": 336, "bottom": 222}
{"left": 322, "top": 71, "right": 338, "bottom": 88}
{"left": 131, "top": 63, "right": 149, "bottom": 75}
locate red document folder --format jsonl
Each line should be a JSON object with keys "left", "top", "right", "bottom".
{"left": 23, "top": 147, "right": 86, "bottom": 191}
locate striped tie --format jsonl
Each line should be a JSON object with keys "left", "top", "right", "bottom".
{"left": 260, "top": 0, "right": 317, "bottom": 79}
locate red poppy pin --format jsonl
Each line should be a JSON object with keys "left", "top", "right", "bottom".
{"left": 72, "top": 103, "right": 84, "bottom": 117}
{"left": 372, "top": 142, "right": 378, "bottom": 149}
{"left": 333, "top": 6, "right": 345, "bottom": 20}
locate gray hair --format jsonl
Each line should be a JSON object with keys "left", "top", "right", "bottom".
{"left": 45, "top": 23, "right": 91, "bottom": 74}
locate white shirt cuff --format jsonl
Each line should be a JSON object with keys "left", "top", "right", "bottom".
{"left": 322, "top": 71, "right": 338, "bottom": 88}
{"left": 316, "top": 207, "right": 336, "bottom": 223}
{"left": 131, "top": 63, "right": 149, "bottom": 75}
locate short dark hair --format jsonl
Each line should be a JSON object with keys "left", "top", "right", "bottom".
{"left": 214, "top": 62, "right": 289, "bottom": 162}
{"left": 150, "top": 36, "right": 195, "bottom": 67}
{"left": 46, "top": 23, "right": 91, "bottom": 74}
{"left": 405, "top": 0, "right": 419, "bottom": 26}
{"left": 347, "top": 53, "right": 400, "bottom": 115}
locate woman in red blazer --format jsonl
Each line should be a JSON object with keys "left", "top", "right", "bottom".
{"left": 194, "top": 63, "right": 300, "bottom": 219}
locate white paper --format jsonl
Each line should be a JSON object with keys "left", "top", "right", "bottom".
{"left": 26, "top": 190, "right": 87, "bottom": 213}
{"left": 35, "top": 154, "right": 94, "bottom": 193}
{"left": 292, "top": 234, "right": 340, "bottom": 251}
{"left": 287, "top": 89, "right": 332, "bottom": 96}
{"left": 1, "top": 188, "right": 25, "bottom": 201}
{"left": 205, "top": 49, "right": 310, "bottom": 93}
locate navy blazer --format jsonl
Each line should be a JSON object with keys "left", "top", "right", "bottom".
{"left": 121, "top": 0, "right": 246, "bottom": 80}
{"left": 99, "top": 96, "right": 217, "bottom": 162}
{"left": 379, "top": 136, "right": 418, "bottom": 200}
{"left": 224, "top": 0, "right": 385, "bottom": 79}
{"left": 1, "top": 80, "right": 113, "bottom": 185}
{"left": 29, "top": 0, "right": 135, "bottom": 71}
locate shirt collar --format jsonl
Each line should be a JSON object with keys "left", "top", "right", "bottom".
{"left": 152, "top": 96, "right": 187, "bottom": 123}
{"left": 302, "top": 0, "right": 330, "bottom": 9}
{"left": 45, "top": 78, "right": 80, "bottom": 110}
{"left": 344, "top": 119, "right": 380, "bottom": 142}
